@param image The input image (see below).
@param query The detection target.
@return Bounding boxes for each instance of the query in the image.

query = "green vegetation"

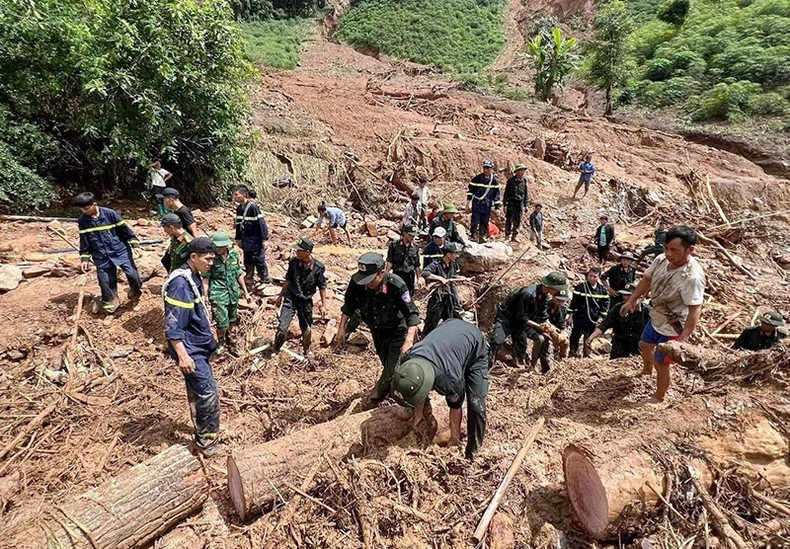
[337,0,506,73]
[524,28,580,102]
[0,0,252,211]
[622,0,790,122]
[240,19,312,69]
[230,0,321,21]
[583,0,634,114]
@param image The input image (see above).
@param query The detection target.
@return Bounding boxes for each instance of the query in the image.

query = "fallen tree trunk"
[3,445,207,549]
[227,405,424,520]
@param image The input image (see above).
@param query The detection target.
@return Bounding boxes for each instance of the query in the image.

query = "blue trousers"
[242,246,270,283]
[96,257,142,313]
[470,207,491,239]
[183,355,220,449]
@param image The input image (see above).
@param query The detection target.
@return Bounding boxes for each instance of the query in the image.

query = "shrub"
[657,0,690,26]
[690,80,762,121]
[750,92,790,115]
[240,19,311,69]
[640,76,699,107]
[0,142,54,212]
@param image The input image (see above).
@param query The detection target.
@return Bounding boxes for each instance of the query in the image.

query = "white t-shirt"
[149,167,170,188]
[415,185,431,208]
[645,254,706,336]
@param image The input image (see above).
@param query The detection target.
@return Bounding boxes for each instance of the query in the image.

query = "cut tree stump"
[563,445,609,539]
[3,445,207,549]
[227,405,423,520]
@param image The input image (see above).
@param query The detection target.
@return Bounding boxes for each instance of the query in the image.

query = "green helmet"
[760,311,785,327]
[391,358,435,408]
[540,271,568,291]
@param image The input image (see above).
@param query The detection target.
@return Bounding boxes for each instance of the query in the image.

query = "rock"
[110,345,135,358]
[301,215,318,229]
[135,254,163,281]
[365,222,379,237]
[544,254,563,270]
[0,243,13,253]
[22,266,50,279]
[321,319,338,346]
[23,252,47,262]
[47,220,62,231]
[489,513,515,549]
[136,218,151,227]
[0,265,24,292]
[533,137,546,159]
[334,379,361,401]
[6,349,26,361]
[260,285,281,297]
[386,230,400,241]
[532,523,563,549]
[348,331,370,347]
[459,242,513,274]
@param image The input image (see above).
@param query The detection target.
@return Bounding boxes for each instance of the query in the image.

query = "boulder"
[301,215,318,229]
[23,252,48,262]
[22,266,50,279]
[135,254,163,281]
[0,265,24,292]
[459,242,513,274]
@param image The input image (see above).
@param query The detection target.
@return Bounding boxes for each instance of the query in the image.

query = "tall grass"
[239,18,313,69]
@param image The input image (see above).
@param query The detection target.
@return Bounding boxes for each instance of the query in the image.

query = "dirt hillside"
[1,16,790,549]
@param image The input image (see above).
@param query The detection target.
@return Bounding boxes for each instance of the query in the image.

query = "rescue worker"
[533,287,571,372]
[274,237,327,356]
[163,237,221,456]
[429,203,465,245]
[386,225,421,297]
[504,164,529,242]
[161,213,193,273]
[423,226,447,269]
[75,192,142,315]
[202,232,250,357]
[601,251,636,306]
[637,218,668,266]
[336,253,420,403]
[414,176,431,231]
[315,202,352,246]
[403,191,422,228]
[391,319,489,460]
[593,215,615,264]
[467,159,501,243]
[233,185,271,286]
[162,188,198,236]
[569,267,609,357]
[587,283,651,359]
[733,311,786,351]
[489,271,568,368]
[422,243,463,335]
[529,203,544,249]
[573,152,596,198]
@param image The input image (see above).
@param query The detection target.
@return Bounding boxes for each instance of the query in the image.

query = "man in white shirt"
[415,176,431,231]
[403,191,422,227]
[148,160,172,217]
[621,226,706,404]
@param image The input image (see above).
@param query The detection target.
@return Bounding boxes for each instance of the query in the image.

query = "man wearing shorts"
[621,226,706,404]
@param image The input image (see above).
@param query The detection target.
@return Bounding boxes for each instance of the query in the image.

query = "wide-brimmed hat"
[293,237,314,252]
[443,243,460,254]
[620,252,636,261]
[352,252,385,285]
[540,271,568,291]
[619,282,638,295]
[443,203,459,214]
[482,159,494,168]
[391,357,435,408]
[514,163,528,171]
[210,232,233,248]
[761,311,785,327]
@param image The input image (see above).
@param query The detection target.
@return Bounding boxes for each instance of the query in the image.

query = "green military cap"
[540,271,568,291]
[619,282,638,295]
[620,251,636,260]
[211,232,233,248]
[443,243,460,254]
[293,237,314,252]
[161,213,182,227]
[443,203,459,214]
[760,311,785,327]
[391,357,435,408]
[514,163,528,171]
[554,287,572,301]
[352,252,385,285]
[403,225,418,236]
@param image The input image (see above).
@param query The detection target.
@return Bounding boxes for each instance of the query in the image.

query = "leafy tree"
[524,28,580,102]
[584,0,634,114]
[657,0,690,26]
[0,0,252,210]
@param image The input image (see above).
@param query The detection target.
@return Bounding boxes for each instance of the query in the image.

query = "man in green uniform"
[336,253,420,403]
[391,319,489,460]
[733,311,786,351]
[202,232,250,357]
[587,283,651,359]
[161,213,193,273]
[386,225,421,297]
[637,218,668,266]
[429,203,466,246]
[422,243,463,335]
[274,237,327,355]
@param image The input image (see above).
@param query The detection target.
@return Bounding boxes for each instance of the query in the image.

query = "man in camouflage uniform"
[202,232,250,357]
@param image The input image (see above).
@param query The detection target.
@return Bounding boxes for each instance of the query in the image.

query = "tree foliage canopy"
[524,27,579,102]
[0,0,252,211]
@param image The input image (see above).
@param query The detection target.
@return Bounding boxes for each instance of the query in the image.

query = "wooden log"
[698,233,756,280]
[4,445,207,549]
[472,418,545,545]
[0,214,79,223]
[0,400,58,462]
[227,405,422,520]
[689,469,749,549]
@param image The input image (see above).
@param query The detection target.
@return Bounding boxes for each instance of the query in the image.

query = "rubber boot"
[273,330,286,353]
[215,330,226,355]
[511,230,518,243]
[301,327,312,356]
[226,325,240,358]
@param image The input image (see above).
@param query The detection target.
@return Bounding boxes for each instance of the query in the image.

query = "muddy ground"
[2,10,790,549]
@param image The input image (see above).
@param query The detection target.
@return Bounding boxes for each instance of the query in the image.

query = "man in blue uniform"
[391,319,489,460]
[163,237,221,456]
[467,159,501,243]
[75,192,142,314]
[422,226,447,269]
[336,253,420,403]
[233,185,271,287]
[569,267,610,357]
[421,243,463,335]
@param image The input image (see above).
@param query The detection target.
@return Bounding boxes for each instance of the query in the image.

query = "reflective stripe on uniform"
[424,254,443,259]
[79,220,127,234]
[164,295,199,309]
[573,291,609,299]
[468,182,500,188]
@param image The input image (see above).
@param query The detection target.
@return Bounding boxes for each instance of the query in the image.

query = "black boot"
[273,330,286,353]
[301,327,312,355]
